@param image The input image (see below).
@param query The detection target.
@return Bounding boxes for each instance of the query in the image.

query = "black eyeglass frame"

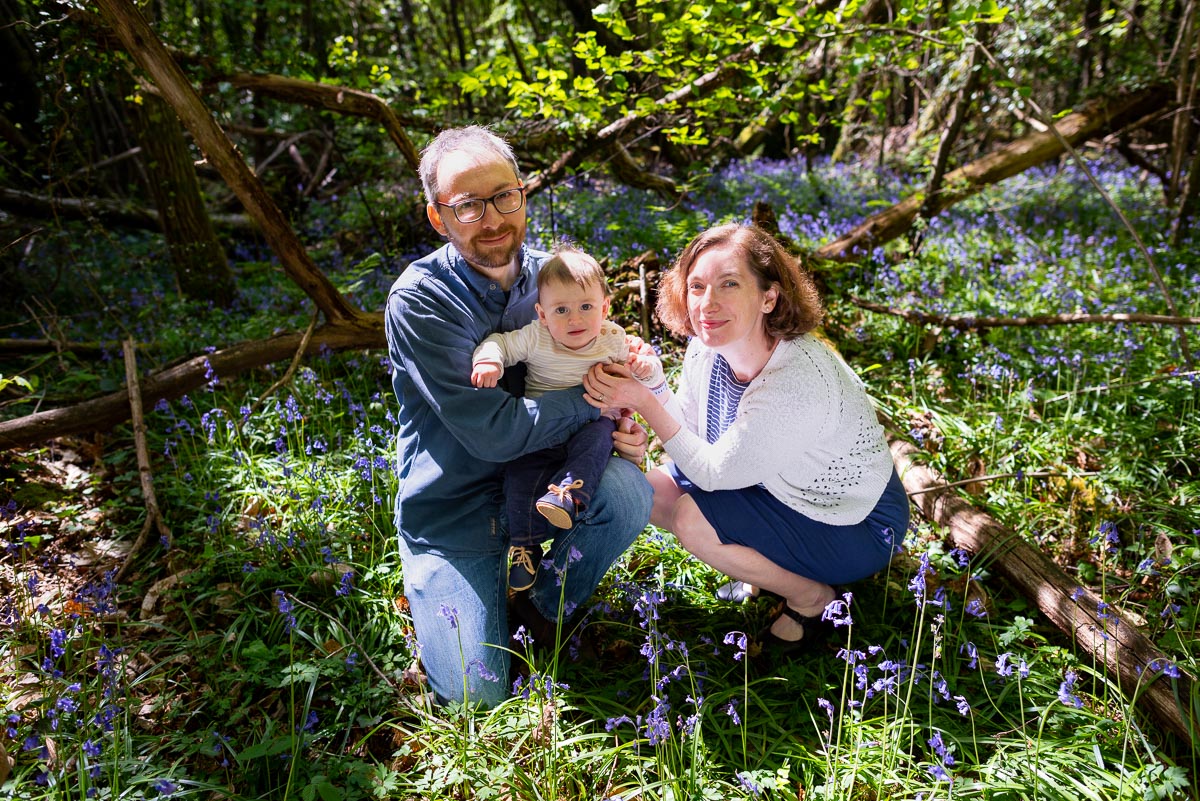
[435,186,526,224]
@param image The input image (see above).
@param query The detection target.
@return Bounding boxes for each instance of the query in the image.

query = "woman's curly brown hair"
[656,223,824,341]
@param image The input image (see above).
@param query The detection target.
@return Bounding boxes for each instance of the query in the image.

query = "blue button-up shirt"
[385,243,601,556]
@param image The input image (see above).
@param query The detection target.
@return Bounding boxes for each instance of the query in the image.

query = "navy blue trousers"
[505,416,617,548]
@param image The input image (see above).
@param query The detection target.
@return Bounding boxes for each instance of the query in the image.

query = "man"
[384,126,653,706]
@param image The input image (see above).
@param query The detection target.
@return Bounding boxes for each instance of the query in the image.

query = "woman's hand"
[584,362,649,414]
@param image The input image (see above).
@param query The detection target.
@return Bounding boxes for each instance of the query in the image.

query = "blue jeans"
[396,456,651,707]
[505,417,618,548]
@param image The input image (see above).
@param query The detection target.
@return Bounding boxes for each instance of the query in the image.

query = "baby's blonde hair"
[537,244,610,296]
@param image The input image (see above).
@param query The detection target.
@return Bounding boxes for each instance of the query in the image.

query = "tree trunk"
[890,437,1196,748]
[816,83,1174,261]
[127,90,237,307]
[92,0,363,325]
[918,25,990,223]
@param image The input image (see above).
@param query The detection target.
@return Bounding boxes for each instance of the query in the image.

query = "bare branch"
[116,339,172,582]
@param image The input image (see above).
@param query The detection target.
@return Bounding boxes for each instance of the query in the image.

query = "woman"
[585,223,909,653]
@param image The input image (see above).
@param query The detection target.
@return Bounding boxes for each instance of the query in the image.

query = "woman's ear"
[762,283,780,313]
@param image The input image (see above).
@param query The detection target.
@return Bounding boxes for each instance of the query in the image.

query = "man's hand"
[471,363,502,388]
[612,416,649,466]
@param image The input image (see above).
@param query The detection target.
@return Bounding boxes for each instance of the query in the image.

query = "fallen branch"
[0,316,384,451]
[852,297,1200,329]
[889,436,1196,747]
[0,187,253,231]
[116,339,172,581]
[816,83,1173,261]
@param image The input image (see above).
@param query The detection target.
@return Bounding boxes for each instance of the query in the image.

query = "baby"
[472,245,666,590]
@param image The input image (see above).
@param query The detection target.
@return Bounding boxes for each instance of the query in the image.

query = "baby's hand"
[471,363,502,388]
[629,353,654,380]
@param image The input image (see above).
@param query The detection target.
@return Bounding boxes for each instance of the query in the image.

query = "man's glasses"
[436,187,526,224]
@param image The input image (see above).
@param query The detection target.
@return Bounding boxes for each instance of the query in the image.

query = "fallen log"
[889,437,1196,748]
[0,187,253,231]
[0,317,384,451]
[816,83,1173,262]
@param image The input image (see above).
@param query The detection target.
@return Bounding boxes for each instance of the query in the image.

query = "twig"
[284,592,402,696]
[243,311,320,421]
[851,297,1200,329]
[117,338,173,581]
[905,470,1100,497]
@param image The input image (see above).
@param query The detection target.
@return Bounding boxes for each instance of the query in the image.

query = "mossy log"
[890,437,1197,748]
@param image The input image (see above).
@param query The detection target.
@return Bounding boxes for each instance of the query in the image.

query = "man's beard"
[456,225,523,273]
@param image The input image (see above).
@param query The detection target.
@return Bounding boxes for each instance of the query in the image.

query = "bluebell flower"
[736,772,761,796]
[605,714,634,732]
[908,553,932,606]
[438,604,459,630]
[823,590,854,627]
[467,659,500,683]
[274,590,296,632]
[644,698,672,745]
[817,697,834,722]
[722,631,747,661]
[926,763,952,782]
[1058,669,1084,708]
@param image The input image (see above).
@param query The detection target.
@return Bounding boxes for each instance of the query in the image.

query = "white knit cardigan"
[659,334,895,525]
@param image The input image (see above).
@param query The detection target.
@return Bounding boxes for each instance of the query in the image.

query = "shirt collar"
[448,244,532,298]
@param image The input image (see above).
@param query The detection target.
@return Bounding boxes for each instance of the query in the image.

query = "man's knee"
[597,458,653,529]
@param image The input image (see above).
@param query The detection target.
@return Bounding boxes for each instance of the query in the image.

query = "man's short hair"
[418,126,522,205]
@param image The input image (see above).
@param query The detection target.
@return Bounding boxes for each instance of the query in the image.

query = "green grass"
[1,154,1197,799]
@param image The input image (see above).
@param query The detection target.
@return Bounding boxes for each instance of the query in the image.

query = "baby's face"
[536,280,610,351]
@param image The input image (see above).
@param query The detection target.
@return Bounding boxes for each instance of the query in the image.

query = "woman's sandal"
[757,602,834,656]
